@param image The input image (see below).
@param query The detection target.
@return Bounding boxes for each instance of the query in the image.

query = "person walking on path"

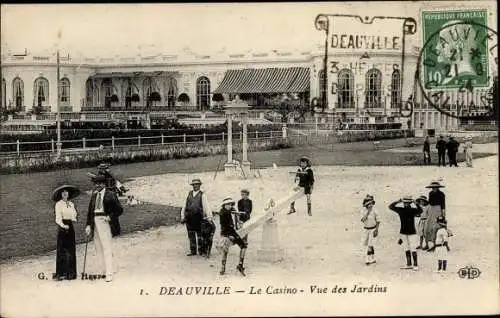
[180,178,212,257]
[446,136,460,167]
[463,135,473,167]
[216,198,248,276]
[423,136,431,165]
[424,181,446,250]
[415,195,430,250]
[436,136,447,167]
[85,175,123,282]
[388,196,422,270]
[53,185,80,280]
[288,156,315,216]
[360,195,380,265]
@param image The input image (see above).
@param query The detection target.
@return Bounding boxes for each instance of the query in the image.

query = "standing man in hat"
[425,181,446,250]
[463,135,473,167]
[180,178,212,256]
[96,163,128,196]
[436,136,447,167]
[388,196,423,270]
[446,136,460,167]
[85,175,123,282]
[288,156,315,216]
[360,195,380,265]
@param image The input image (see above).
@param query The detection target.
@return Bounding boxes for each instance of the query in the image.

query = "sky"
[1,1,497,58]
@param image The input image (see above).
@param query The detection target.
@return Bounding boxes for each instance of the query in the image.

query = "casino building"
[1,16,495,132]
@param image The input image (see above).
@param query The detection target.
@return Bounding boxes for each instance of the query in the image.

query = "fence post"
[203,132,206,144]
[82,137,86,149]
[51,139,55,153]
[270,130,273,138]
[255,130,259,140]
[240,131,242,140]
[183,133,186,144]
[222,132,224,142]
[138,135,141,146]
[16,140,20,155]
[112,136,115,150]
[161,134,164,145]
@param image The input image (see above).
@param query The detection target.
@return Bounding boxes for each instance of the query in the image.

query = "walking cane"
[82,233,90,278]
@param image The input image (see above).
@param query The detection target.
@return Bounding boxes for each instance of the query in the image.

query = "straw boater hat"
[466,135,472,140]
[190,178,202,185]
[222,197,235,206]
[52,184,80,202]
[426,181,445,188]
[416,195,428,204]
[362,194,375,207]
[98,163,110,170]
[241,189,250,195]
[402,195,413,203]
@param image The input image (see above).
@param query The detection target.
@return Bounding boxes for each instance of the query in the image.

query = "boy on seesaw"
[288,156,315,216]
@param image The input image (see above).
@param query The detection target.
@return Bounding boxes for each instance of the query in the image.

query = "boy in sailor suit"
[288,156,315,216]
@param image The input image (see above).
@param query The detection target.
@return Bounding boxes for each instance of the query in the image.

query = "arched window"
[102,78,116,108]
[143,78,160,107]
[337,69,354,108]
[34,77,49,108]
[196,76,211,110]
[86,79,94,107]
[1,78,6,108]
[13,77,24,108]
[318,69,326,106]
[60,77,71,104]
[365,68,382,108]
[123,80,139,108]
[166,77,177,108]
[391,70,401,108]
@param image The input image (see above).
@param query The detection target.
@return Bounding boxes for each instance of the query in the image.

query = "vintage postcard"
[0,1,498,317]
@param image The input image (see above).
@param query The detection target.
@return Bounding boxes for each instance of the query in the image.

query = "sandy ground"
[1,144,498,317]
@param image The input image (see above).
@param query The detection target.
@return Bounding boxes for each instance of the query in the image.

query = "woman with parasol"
[52,184,80,280]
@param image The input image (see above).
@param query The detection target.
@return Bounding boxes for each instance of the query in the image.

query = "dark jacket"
[446,139,460,154]
[86,188,123,237]
[423,140,430,152]
[297,167,315,188]
[237,198,252,223]
[428,190,446,209]
[436,139,447,153]
[388,201,422,235]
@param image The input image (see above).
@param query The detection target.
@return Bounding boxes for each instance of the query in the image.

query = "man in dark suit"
[85,175,123,282]
[436,136,447,167]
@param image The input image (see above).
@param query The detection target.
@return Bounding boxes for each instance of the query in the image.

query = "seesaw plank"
[237,189,305,237]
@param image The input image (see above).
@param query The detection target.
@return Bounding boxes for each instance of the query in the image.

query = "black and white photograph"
[0,1,498,317]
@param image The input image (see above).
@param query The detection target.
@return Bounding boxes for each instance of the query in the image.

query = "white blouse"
[55,200,77,228]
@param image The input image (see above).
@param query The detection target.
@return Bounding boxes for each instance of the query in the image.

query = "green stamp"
[422,9,490,90]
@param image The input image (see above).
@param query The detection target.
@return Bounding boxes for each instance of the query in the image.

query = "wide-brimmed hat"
[402,195,413,203]
[416,195,428,204]
[426,181,445,188]
[91,174,107,184]
[241,189,250,195]
[190,178,202,185]
[98,163,110,170]
[222,197,235,206]
[362,194,375,207]
[436,216,447,225]
[52,184,80,202]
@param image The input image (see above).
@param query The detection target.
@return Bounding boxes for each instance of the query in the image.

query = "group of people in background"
[361,180,451,273]
[52,163,124,282]
[424,135,473,167]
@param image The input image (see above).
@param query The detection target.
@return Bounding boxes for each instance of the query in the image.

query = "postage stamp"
[421,9,491,90]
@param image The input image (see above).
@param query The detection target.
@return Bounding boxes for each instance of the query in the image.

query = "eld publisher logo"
[457,266,481,279]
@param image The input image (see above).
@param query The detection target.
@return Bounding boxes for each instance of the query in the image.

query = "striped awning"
[213,67,310,94]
